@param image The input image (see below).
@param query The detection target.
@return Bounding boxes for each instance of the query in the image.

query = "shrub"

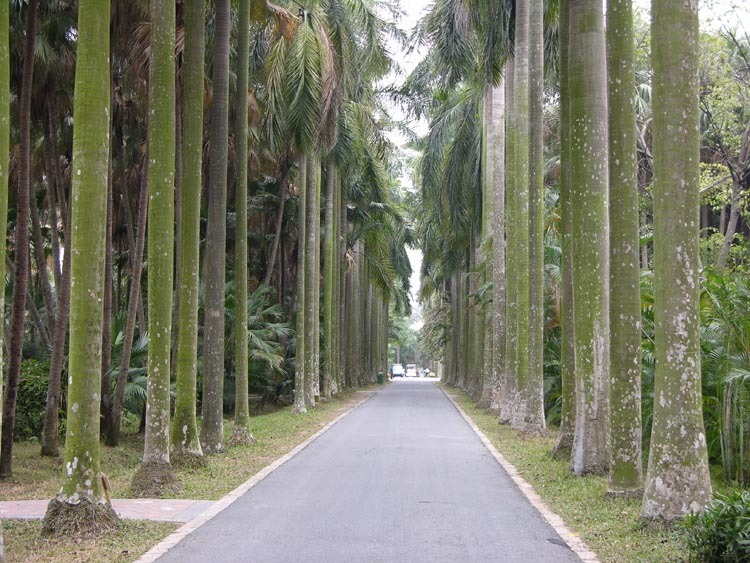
[683,490,750,562]
[14,359,67,441]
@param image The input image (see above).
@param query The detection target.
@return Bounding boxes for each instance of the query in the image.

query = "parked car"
[392,363,405,377]
[405,364,417,377]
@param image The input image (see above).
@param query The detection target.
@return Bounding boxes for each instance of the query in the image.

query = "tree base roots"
[227,428,255,448]
[171,452,208,469]
[41,498,119,537]
[130,462,182,498]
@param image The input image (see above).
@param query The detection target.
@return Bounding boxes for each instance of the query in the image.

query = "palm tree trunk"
[140,0,176,474]
[201,0,231,453]
[490,78,506,414]
[42,0,118,530]
[170,0,205,459]
[0,0,39,478]
[499,58,515,424]
[607,0,643,495]
[0,0,10,505]
[322,159,336,400]
[292,155,308,414]
[304,156,317,407]
[554,0,576,458]
[29,188,56,338]
[231,0,252,444]
[107,155,149,447]
[100,132,114,438]
[642,0,713,521]
[40,221,71,457]
[526,0,546,435]
[569,0,611,476]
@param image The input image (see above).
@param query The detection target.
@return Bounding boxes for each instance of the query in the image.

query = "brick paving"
[0,499,214,523]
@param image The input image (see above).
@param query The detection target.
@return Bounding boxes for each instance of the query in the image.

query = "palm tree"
[133,0,177,495]
[170,0,205,461]
[607,0,643,495]
[231,0,253,445]
[641,0,712,521]
[569,0,610,476]
[0,0,9,551]
[554,0,575,459]
[526,0,547,435]
[509,0,532,432]
[202,0,231,454]
[41,0,119,534]
[0,0,38,479]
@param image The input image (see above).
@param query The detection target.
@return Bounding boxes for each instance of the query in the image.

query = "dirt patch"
[130,462,183,498]
[41,498,120,537]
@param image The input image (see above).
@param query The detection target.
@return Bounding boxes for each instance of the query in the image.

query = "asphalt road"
[156,380,580,563]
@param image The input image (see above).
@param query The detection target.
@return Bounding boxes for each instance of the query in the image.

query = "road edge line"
[439,387,600,563]
[134,391,377,563]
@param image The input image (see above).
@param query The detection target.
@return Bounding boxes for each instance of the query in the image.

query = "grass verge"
[444,385,686,563]
[1,388,374,562]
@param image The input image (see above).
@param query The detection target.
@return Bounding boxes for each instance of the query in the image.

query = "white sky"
[385,0,749,324]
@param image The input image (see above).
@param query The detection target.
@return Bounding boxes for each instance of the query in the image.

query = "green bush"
[14,359,66,441]
[683,490,750,562]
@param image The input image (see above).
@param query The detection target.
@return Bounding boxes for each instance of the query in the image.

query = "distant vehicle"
[405,364,417,377]
[392,363,405,377]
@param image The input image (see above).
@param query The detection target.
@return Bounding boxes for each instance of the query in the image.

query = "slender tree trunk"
[107,156,149,447]
[499,57,515,425]
[140,0,176,475]
[292,155,308,414]
[554,0,576,458]
[42,0,119,531]
[0,0,38,478]
[312,161,321,398]
[304,157,317,407]
[642,0,713,521]
[29,187,56,338]
[607,0,643,495]
[526,0,547,435]
[100,131,114,438]
[231,0,252,444]
[569,0,611,476]
[263,181,287,288]
[490,79,506,414]
[716,178,741,271]
[322,159,336,400]
[122,178,148,338]
[43,122,62,290]
[0,0,10,538]
[509,0,532,431]
[170,0,205,460]
[201,0,231,453]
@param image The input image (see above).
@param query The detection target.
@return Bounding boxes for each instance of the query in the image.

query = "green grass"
[3,519,178,563]
[444,386,687,563]
[0,389,374,562]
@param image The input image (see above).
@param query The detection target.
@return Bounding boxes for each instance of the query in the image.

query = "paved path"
[153,381,581,563]
[0,498,213,523]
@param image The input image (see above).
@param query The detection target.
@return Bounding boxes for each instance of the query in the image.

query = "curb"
[440,387,600,563]
[135,391,377,563]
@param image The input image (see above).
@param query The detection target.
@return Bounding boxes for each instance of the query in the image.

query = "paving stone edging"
[440,387,600,563]
[134,391,377,563]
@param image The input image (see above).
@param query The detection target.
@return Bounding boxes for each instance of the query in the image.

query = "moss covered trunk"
[607,0,642,494]
[170,0,205,459]
[555,0,576,459]
[232,0,252,444]
[642,0,712,521]
[49,0,114,509]
[569,0,611,476]
[201,0,231,453]
[142,0,176,469]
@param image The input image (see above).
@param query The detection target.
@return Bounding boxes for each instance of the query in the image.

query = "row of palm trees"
[414,0,715,523]
[0,0,412,534]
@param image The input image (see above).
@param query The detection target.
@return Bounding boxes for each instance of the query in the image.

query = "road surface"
[155,380,580,562]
